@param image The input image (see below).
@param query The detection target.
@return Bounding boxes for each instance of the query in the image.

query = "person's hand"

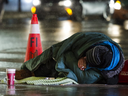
[78,57,87,71]
[15,69,34,80]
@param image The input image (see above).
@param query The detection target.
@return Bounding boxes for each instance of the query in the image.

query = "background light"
[64,1,72,7]
[31,6,36,14]
[65,8,72,15]
[59,0,72,7]
[114,0,121,10]
[33,0,41,6]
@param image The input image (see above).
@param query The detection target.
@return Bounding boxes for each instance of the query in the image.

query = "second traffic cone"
[24,14,43,62]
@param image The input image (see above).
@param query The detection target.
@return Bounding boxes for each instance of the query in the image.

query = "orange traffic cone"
[24,14,43,62]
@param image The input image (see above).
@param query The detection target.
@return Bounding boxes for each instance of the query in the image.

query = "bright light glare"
[59,0,72,7]
[62,21,72,32]
[108,24,121,43]
[60,21,72,40]
[33,0,41,6]
[124,20,128,30]
[114,1,121,10]
[23,0,32,3]
[65,8,73,15]
[109,0,115,14]
[109,0,114,8]
[31,6,36,14]
[112,38,120,43]
[64,1,72,7]
[108,24,120,37]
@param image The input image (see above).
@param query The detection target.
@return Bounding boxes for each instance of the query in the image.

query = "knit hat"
[86,45,113,68]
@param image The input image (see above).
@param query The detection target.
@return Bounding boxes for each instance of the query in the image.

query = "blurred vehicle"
[112,0,128,23]
[79,0,115,22]
[32,0,82,21]
[32,0,115,21]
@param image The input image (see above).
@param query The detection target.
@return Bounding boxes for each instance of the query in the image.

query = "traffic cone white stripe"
[30,24,40,34]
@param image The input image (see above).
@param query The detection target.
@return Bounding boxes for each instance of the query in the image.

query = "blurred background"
[1,0,128,24]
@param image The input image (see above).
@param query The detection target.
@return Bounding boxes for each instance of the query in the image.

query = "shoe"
[15,69,34,80]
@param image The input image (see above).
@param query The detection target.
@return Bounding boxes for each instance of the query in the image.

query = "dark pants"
[34,58,58,78]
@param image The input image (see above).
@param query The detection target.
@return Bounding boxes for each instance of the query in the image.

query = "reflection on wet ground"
[0,12,128,95]
[1,84,128,96]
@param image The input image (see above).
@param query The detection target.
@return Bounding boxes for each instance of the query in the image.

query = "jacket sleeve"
[56,51,104,84]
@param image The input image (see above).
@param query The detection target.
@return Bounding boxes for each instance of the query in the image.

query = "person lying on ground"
[15,32,125,85]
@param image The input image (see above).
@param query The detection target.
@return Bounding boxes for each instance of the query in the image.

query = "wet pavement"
[0,12,128,95]
[0,84,128,96]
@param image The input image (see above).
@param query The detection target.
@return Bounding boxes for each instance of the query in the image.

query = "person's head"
[86,45,113,68]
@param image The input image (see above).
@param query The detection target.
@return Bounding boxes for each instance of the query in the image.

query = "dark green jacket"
[21,32,124,84]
